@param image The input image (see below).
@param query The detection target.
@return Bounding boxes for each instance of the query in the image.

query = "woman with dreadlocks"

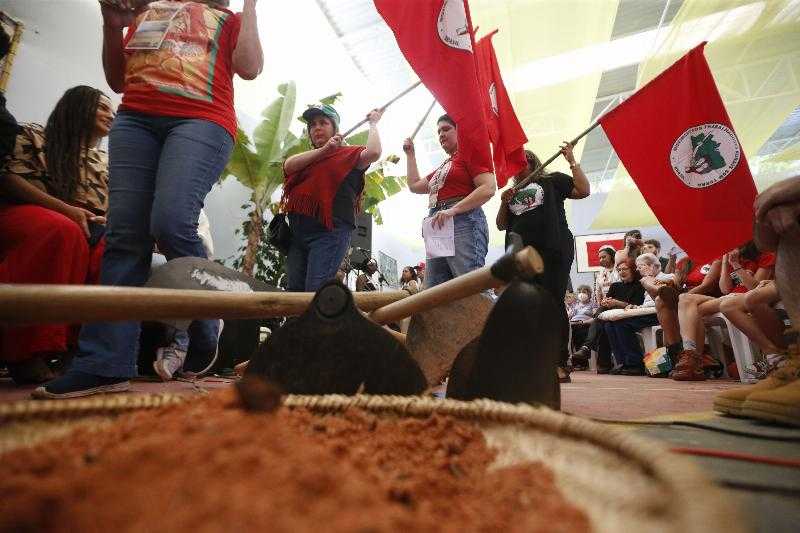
[0,85,114,384]
[34,0,263,398]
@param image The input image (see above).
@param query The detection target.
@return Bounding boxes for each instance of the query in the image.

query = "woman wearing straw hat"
[282,104,384,292]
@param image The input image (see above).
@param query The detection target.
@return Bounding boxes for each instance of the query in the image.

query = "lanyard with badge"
[125,0,184,50]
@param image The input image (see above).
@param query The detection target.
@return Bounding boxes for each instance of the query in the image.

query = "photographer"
[615,229,643,267]
[356,258,380,292]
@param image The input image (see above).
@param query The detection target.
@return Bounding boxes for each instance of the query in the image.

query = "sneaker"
[179,319,224,379]
[153,344,188,382]
[744,353,786,380]
[31,371,130,399]
[742,378,800,427]
[671,349,706,381]
[714,356,800,416]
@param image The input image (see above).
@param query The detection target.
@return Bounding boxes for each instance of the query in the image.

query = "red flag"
[475,30,527,188]
[599,43,756,265]
[374,0,493,174]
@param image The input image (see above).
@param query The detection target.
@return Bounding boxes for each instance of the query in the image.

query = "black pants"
[579,318,613,370]
[537,242,574,367]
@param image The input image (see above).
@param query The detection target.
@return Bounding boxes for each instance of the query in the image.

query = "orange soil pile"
[0,392,589,532]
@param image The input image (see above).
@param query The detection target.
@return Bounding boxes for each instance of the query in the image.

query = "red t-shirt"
[120,1,241,139]
[426,151,492,204]
[731,252,776,293]
[677,257,711,290]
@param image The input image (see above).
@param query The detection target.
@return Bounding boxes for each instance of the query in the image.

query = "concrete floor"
[1,370,797,532]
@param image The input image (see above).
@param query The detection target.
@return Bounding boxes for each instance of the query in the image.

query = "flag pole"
[513,95,622,191]
[341,80,423,138]
[410,99,437,141]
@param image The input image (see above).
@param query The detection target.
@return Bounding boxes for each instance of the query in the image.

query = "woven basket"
[0,393,745,533]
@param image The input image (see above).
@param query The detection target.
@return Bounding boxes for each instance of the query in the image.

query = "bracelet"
[569,162,580,169]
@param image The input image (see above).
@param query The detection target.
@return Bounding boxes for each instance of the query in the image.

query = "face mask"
[578,293,589,303]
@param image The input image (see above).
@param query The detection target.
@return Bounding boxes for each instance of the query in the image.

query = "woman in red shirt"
[35,0,263,399]
[402,115,496,288]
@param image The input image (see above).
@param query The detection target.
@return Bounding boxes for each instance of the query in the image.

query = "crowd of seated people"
[568,216,794,386]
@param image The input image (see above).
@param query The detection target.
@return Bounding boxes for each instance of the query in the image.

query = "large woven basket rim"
[0,392,744,533]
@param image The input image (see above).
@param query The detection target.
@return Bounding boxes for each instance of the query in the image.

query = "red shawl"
[282,146,365,229]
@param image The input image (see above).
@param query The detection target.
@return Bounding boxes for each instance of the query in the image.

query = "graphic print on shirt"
[508,182,544,216]
[125,1,229,102]
[428,159,452,208]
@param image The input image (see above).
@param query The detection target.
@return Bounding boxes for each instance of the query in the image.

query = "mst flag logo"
[669,123,741,189]
[437,0,471,51]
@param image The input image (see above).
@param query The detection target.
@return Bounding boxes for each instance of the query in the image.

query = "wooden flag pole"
[513,95,621,191]
[410,99,437,141]
[340,80,423,138]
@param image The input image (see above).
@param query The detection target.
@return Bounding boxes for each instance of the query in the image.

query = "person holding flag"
[282,104,384,292]
[496,145,590,381]
[403,114,496,288]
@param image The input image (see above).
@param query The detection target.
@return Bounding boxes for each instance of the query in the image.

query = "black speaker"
[350,212,372,251]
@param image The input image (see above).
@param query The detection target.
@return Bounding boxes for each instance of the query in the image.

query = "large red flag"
[374,0,493,174]
[475,30,527,188]
[599,43,756,264]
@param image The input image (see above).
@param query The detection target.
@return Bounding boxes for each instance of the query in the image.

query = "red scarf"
[282,146,365,229]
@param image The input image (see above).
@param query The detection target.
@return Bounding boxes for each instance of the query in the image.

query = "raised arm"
[403,138,429,194]
[232,0,263,80]
[100,4,139,93]
[496,187,513,231]
[283,135,341,176]
[561,141,590,199]
[356,109,382,170]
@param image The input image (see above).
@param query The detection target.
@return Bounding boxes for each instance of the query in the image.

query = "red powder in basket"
[0,391,589,532]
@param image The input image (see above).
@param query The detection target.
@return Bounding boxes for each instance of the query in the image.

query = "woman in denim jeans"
[35,0,263,398]
[282,104,383,292]
[403,115,496,288]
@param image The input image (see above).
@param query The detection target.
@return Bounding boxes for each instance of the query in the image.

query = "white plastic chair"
[703,312,761,383]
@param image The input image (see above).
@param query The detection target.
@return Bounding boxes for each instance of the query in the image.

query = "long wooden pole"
[340,80,423,138]
[0,246,543,326]
[0,285,408,324]
[410,99,437,141]
[513,96,621,191]
[369,246,543,325]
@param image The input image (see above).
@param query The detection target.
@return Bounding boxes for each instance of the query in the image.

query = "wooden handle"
[0,284,408,324]
[340,80,422,138]
[410,99,437,141]
[368,246,543,325]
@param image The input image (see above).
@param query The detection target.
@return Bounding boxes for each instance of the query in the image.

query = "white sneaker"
[153,344,188,381]
[178,320,224,379]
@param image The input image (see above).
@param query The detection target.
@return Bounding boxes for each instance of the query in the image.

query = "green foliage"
[227,204,286,287]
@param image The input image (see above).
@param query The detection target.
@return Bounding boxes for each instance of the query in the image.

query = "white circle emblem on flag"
[489,82,498,116]
[437,0,472,51]
[670,123,741,189]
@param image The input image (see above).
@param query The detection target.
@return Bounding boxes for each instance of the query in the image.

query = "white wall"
[1,0,119,127]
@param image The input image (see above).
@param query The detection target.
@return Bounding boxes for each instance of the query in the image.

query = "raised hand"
[367,108,384,125]
[322,134,342,154]
[402,137,415,156]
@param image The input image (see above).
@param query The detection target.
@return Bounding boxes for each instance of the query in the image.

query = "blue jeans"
[424,206,488,288]
[71,112,233,378]
[604,314,660,368]
[286,214,352,292]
